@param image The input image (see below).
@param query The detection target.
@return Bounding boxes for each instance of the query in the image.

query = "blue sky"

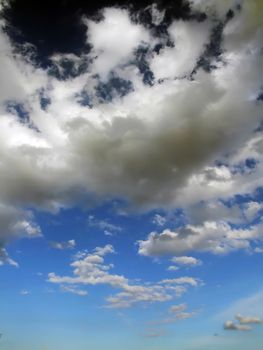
[0,0,263,349]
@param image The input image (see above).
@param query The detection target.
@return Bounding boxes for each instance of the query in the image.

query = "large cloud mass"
[0,0,262,261]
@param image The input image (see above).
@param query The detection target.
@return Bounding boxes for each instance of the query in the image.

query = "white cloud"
[138,221,263,256]
[224,320,251,331]
[152,214,167,227]
[150,19,211,79]
[49,239,76,250]
[170,256,202,267]
[169,303,187,314]
[235,314,263,324]
[0,247,18,267]
[60,285,88,296]
[244,201,263,221]
[151,303,197,326]
[48,245,200,308]
[84,7,150,78]
[88,215,122,236]
[0,1,262,261]
[160,277,202,287]
[223,312,263,332]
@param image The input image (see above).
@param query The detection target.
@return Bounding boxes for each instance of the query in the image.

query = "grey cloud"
[0,1,262,259]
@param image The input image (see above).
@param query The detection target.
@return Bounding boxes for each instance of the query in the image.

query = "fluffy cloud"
[48,245,200,308]
[159,277,202,287]
[224,320,251,331]
[170,256,202,267]
[150,19,211,79]
[84,7,150,79]
[235,314,263,325]
[138,221,263,256]
[0,0,262,259]
[150,303,197,326]
[224,312,262,331]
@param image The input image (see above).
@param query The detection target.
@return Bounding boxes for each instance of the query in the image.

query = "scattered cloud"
[49,239,76,250]
[224,320,251,331]
[159,277,202,287]
[152,214,167,227]
[48,245,201,308]
[138,221,263,256]
[0,247,18,267]
[88,215,122,236]
[0,0,262,261]
[20,289,31,295]
[223,314,263,332]
[235,314,263,325]
[60,285,88,296]
[150,303,197,326]
[168,256,202,270]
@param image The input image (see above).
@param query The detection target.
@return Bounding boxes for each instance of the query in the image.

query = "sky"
[0,0,263,349]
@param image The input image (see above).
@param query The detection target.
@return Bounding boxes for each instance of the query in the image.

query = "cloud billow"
[0,0,262,262]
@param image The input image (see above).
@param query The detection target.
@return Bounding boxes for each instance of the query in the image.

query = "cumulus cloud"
[150,19,211,79]
[170,256,202,268]
[224,320,251,331]
[48,245,200,308]
[235,314,263,324]
[0,0,262,258]
[159,277,202,287]
[150,303,197,326]
[224,312,263,331]
[138,221,263,256]
[84,7,150,79]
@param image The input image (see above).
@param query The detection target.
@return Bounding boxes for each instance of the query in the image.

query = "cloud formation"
[0,0,262,261]
[138,221,263,256]
[48,245,200,308]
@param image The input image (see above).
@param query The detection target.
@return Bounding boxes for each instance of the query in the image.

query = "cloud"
[150,19,211,79]
[169,256,202,269]
[138,221,263,256]
[152,214,167,227]
[0,247,18,267]
[49,239,76,250]
[224,313,263,331]
[0,0,262,259]
[84,7,150,79]
[151,303,197,326]
[60,285,88,296]
[88,215,122,236]
[20,289,31,295]
[48,245,200,308]
[224,320,251,331]
[235,314,263,324]
[169,303,187,314]
[159,277,202,287]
